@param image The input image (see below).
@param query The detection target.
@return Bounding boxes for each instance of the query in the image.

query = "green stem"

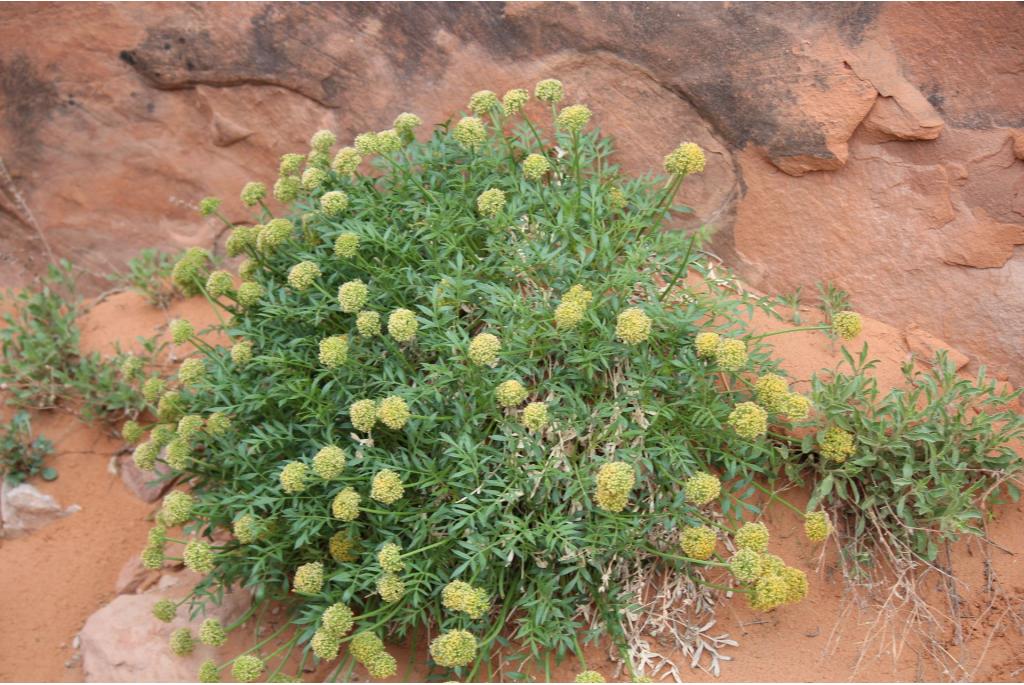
[748,324,830,341]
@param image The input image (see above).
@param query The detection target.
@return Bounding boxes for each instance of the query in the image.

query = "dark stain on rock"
[0,54,61,159]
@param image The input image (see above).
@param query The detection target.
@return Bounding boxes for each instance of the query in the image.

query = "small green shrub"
[108,248,179,308]
[0,411,55,484]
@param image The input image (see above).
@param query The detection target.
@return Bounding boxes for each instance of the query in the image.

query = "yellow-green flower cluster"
[728,548,763,583]
[157,390,184,423]
[206,412,231,435]
[240,181,266,207]
[694,332,720,359]
[728,402,768,440]
[199,618,227,647]
[754,374,789,413]
[280,153,305,175]
[521,401,549,431]
[133,440,158,470]
[495,379,528,408]
[714,338,747,371]
[679,526,717,560]
[152,598,177,623]
[226,225,259,257]
[377,396,410,430]
[684,472,721,506]
[664,142,706,176]
[197,659,219,683]
[334,232,359,258]
[535,78,564,103]
[349,399,377,433]
[170,628,193,656]
[820,426,855,463]
[430,629,478,668]
[371,469,405,504]
[231,340,253,366]
[274,175,300,203]
[453,116,486,151]
[502,88,529,115]
[477,188,506,217]
[468,332,501,366]
[169,319,193,344]
[178,358,205,386]
[165,437,191,470]
[172,247,210,296]
[374,128,402,154]
[442,580,490,619]
[377,542,404,573]
[831,311,862,341]
[394,112,422,138]
[293,561,324,595]
[607,186,627,210]
[311,629,341,661]
[332,147,362,175]
[232,655,264,683]
[727,547,808,610]
[177,414,203,440]
[301,166,328,191]
[310,129,336,153]
[287,261,321,291]
[318,335,349,368]
[468,90,500,116]
[354,132,377,156]
[313,445,346,480]
[338,279,368,313]
[143,376,166,402]
[522,153,550,180]
[350,632,397,679]
[594,461,636,513]
[233,514,259,544]
[236,281,264,308]
[322,602,355,638]
[616,307,652,344]
[332,487,361,521]
[141,544,165,570]
[575,671,606,683]
[120,355,143,380]
[387,308,418,342]
[198,197,221,217]
[122,420,143,445]
[238,258,257,281]
[555,285,592,330]
[162,491,194,526]
[556,104,592,133]
[356,310,380,337]
[735,522,770,552]
[183,539,214,573]
[279,461,308,494]
[804,510,832,543]
[376,572,405,603]
[205,269,233,298]
[320,190,349,218]
[329,531,358,562]
[784,393,811,420]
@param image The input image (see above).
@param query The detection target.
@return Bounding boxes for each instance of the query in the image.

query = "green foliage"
[108,248,179,308]
[803,346,1024,561]
[0,411,55,484]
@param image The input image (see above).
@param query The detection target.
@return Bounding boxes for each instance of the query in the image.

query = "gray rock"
[0,480,77,535]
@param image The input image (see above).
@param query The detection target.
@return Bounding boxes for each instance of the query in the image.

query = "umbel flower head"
[205,270,233,297]
[694,331,720,359]
[468,90,500,116]
[184,539,215,574]
[502,88,529,115]
[664,142,707,176]
[172,247,211,297]
[231,340,253,366]
[310,129,337,153]
[279,461,308,494]
[320,190,349,218]
[206,412,231,435]
[521,401,549,431]
[197,659,219,684]
[554,301,585,330]
[334,232,359,258]
[377,396,411,430]
[831,311,862,341]
[728,401,768,440]
[198,197,221,217]
[575,671,606,683]
[387,308,418,342]
[754,374,789,413]
[338,279,369,313]
[238,257,257,281]
[453,116,486,151]
[169,628,194,656]
[476,188,506,217]
[313,445,346,480]
[332,147,362,175]
[152,598,177,623]
[356,310,381,337]
[804,510,832,543]
[430,629,478,668]
[468,332,502,366]
[615,307,652,344]
[394,112,422,138]
[311,629,341,661]
[557,104,592,133]
[684,472,721,506]
[279,153,305,175]
[354,132,378,155]
[442,580,490,619]
[535,78,564,103]
[749,573,789,611]
[122,419,143,445]
[161,491,194,526]
[142,376,166,403]
[376,572,405,603]
[728,547,764,583]
[133,440,158,470]
[679,526,717,560]
[240,181,266,207]
[321,602,356,639]
[236,281,264,308]
[820,426,855,463]
[166,437,191,470]
[233,514,259,544]
[178,358,206,386]
[274,175,300,203]
[350,631,388,667]
[169,318,194,344]
[318,335,349,368]
[349,399,378,433]
[120,355,143,380]
[522,153,551,180]
[495,379,528,408]
[714,338,747,371]
[329,531,358,562]
[375,128,402,154]
[141,544,165,570]
[564,284,593,307]
[735,521,770,552]
[287,261,321,291]
[226,225,259,257]
[232,655,264,683]
[157,390,184,423]
[293,561,325,595]
[177,413,203,440]
[784,393,812,420]
[301,166,328,191]
[594,461,636,513]
[377,542,405,573]
[370,470,405,504]
[332,487,361,521]
[199,618,227,647]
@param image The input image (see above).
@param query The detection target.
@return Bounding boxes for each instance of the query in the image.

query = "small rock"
[904,324,970,370]
[117,453,174,503]
[0,480,77,535]
[72,635,81,649]
[115,556,160,595]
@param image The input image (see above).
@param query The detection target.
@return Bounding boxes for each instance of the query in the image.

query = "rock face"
[1,3,1022,380]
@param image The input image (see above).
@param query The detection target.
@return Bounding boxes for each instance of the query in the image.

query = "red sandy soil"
[0,289,1021,682]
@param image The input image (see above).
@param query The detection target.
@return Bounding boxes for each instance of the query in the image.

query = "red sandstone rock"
[903,324,970,371]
